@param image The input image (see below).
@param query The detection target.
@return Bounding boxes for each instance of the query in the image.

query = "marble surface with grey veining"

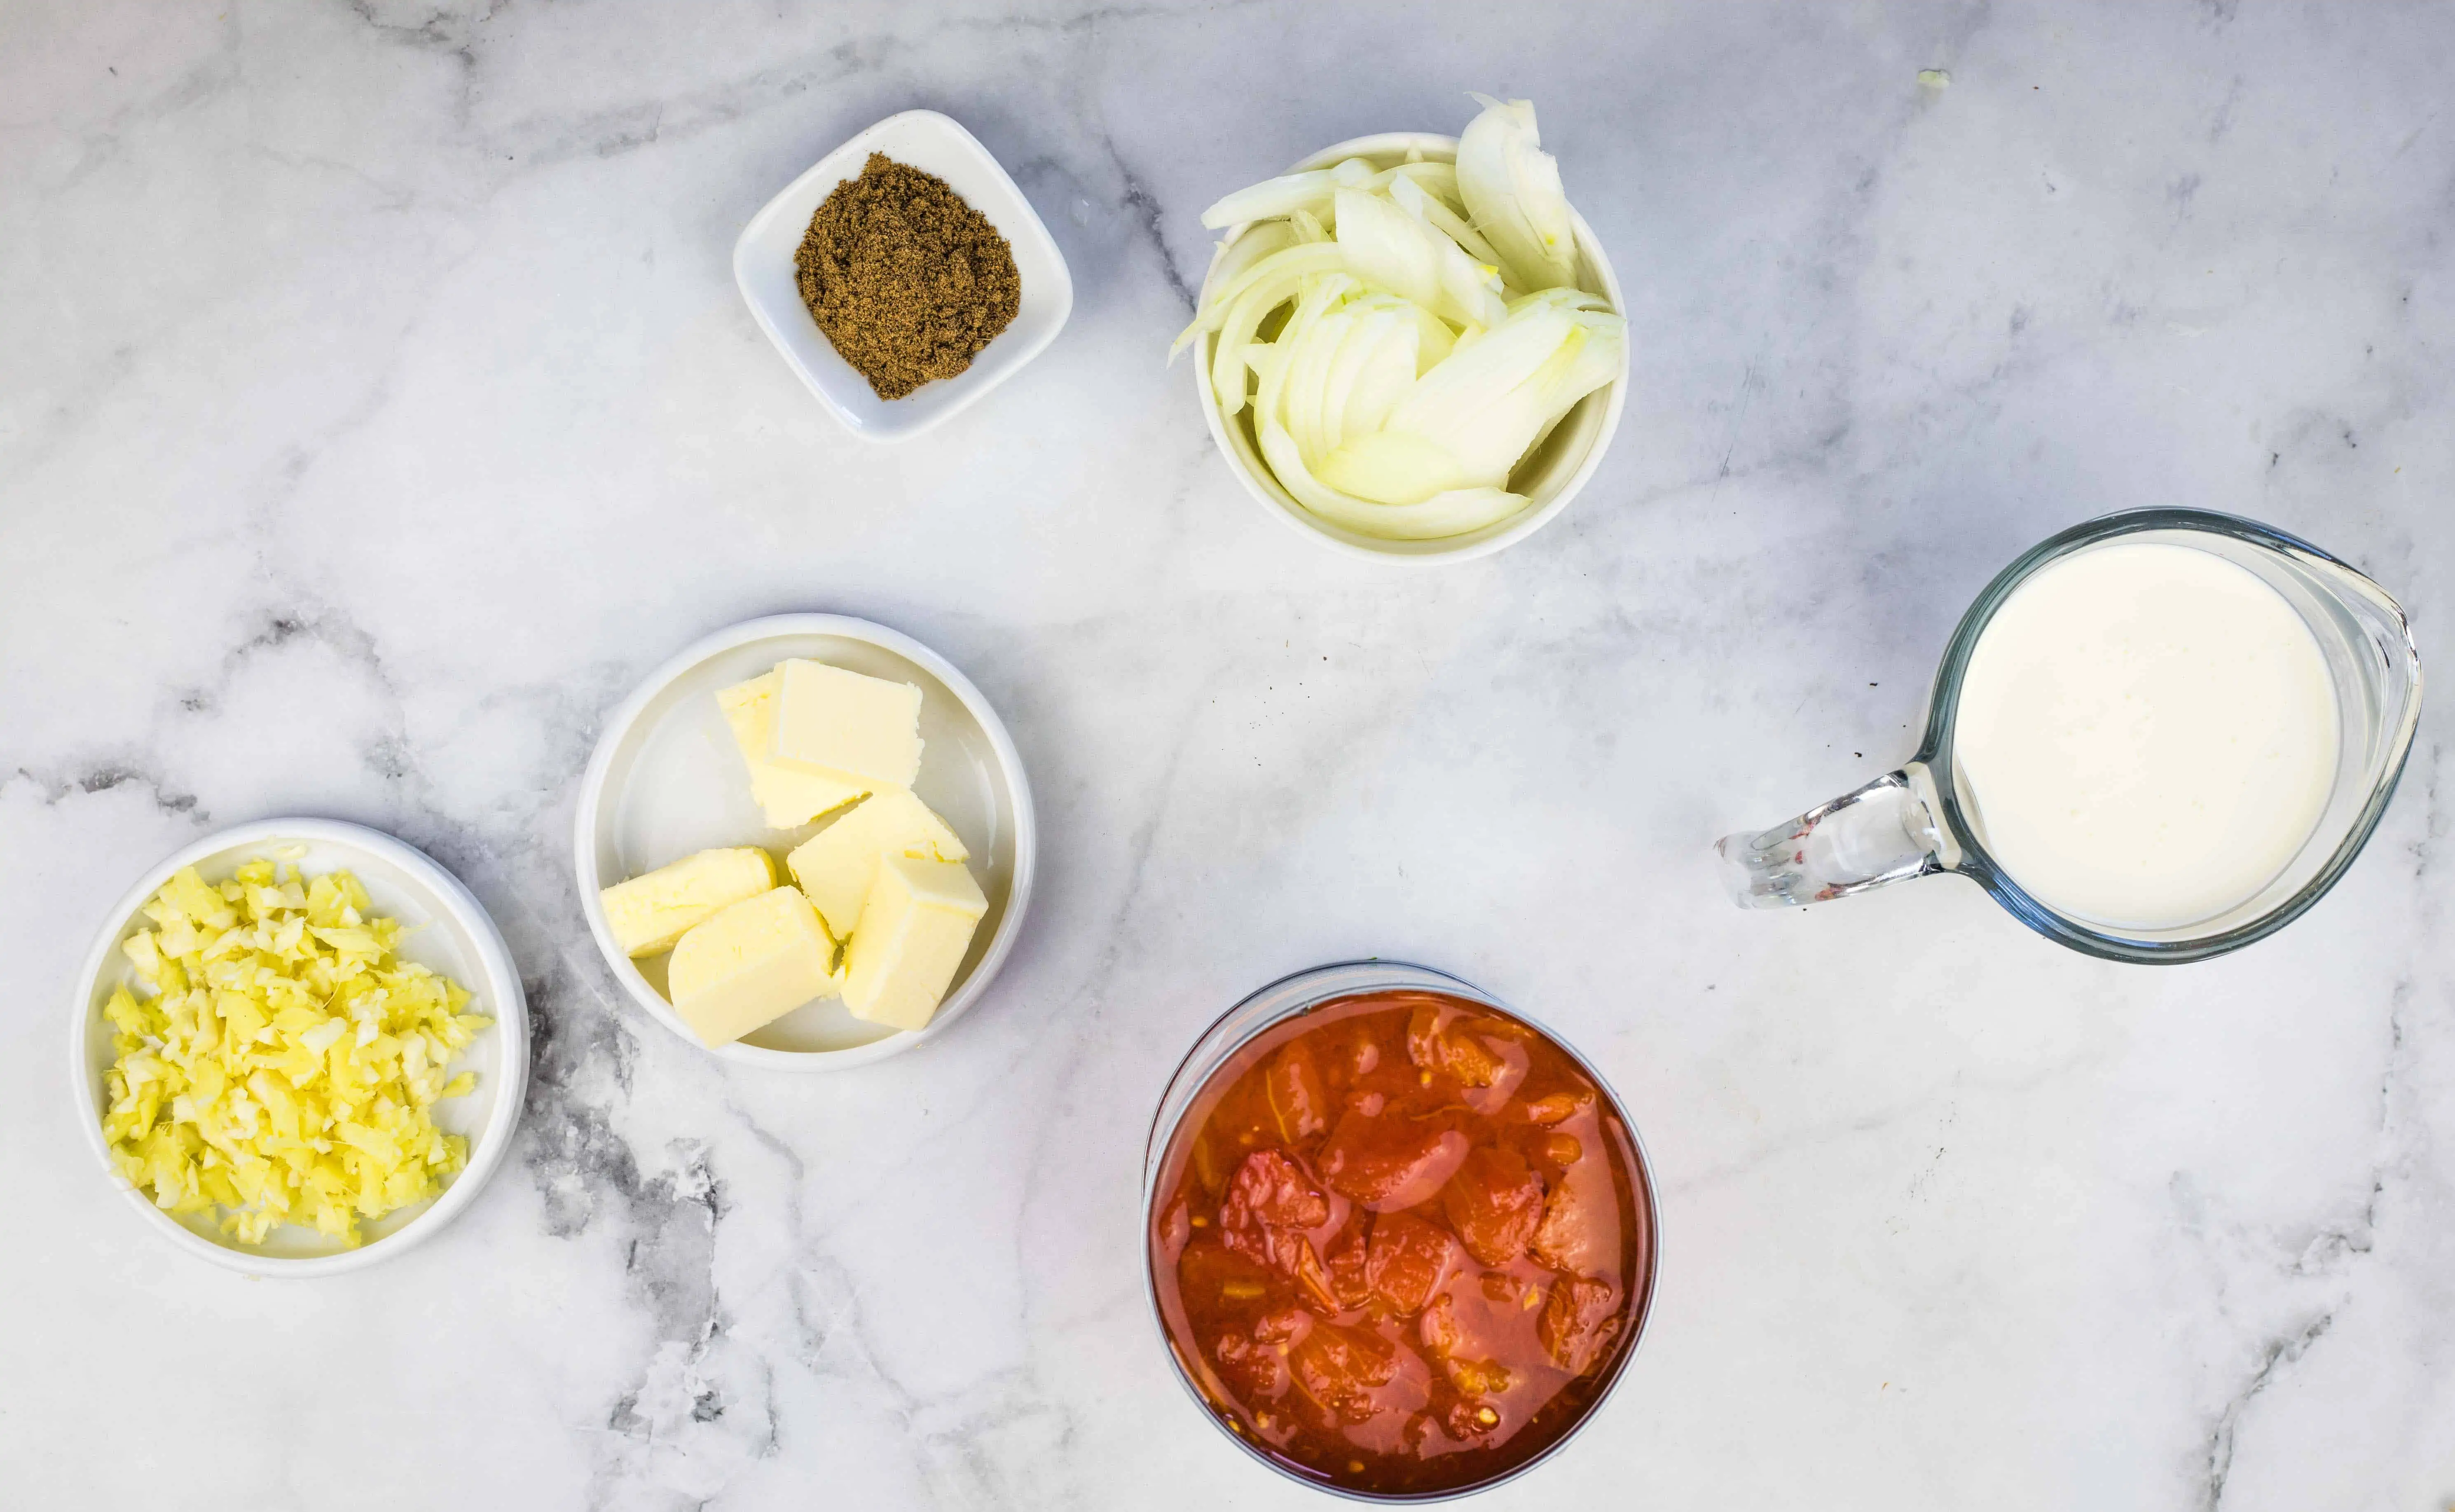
[5,2,2453,1507]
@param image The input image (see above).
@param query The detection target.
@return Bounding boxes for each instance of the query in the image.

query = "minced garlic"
[99,859,490,1247]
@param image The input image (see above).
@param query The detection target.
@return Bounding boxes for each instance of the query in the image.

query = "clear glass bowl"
[1141,961,1660,1500]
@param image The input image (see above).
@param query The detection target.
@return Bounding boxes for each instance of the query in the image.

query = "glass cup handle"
[1715,763,1957,909]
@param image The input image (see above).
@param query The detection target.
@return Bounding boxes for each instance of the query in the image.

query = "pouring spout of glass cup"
[1716,763,1962,908]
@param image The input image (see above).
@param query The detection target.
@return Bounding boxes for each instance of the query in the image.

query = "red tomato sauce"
[1149,990,1653,1496]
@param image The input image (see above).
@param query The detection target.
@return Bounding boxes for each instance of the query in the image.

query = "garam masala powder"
[795,152,1022,401]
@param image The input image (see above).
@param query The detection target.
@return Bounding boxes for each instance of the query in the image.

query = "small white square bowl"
[734,110,1072,441]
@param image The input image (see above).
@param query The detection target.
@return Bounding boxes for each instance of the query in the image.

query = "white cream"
[1952,541,2339,931]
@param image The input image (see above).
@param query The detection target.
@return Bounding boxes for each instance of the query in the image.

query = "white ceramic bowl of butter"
[575,615,1035,1072]
[1192,131,1628,565]
[68,818,530,1277]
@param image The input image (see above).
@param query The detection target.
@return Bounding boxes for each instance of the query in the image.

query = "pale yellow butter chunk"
[769,659,924,789]
[785,789,969,941]
[666,886,843,1048]
[716,670,872,829]
[599,847,776,957]
[842,854,988,1033]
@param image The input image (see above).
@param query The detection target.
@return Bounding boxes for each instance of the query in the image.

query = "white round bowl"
[69,818,531,1277]
[574,614,1035,1072]
[1192,131,1629,566]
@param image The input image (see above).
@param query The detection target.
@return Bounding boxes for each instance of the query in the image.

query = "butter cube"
[769,659,924,789]
[666,887,843,1048]
[716,670,871,830]
[785,789,969,941]
[599,847,777,957]
[842,855,988,1033]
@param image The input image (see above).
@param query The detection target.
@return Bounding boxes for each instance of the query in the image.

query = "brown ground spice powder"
[796,153,1022,401]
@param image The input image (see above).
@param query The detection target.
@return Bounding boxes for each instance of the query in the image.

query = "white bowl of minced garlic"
[69,818,529,1276]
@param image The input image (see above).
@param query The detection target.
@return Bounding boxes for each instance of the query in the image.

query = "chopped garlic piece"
[98,860,488,1248]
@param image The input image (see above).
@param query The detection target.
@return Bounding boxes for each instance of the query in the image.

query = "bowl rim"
[731,107,1075,443]
[1138,960,1662,1501]
[1190,130,1629,565]
[67,817,531,1278]
[571,612,1037,1073]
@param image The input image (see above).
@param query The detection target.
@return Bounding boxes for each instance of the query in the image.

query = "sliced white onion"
[1321,299,1418,451]
[1281,287,1358,465]
[1333,187,1505,331]
[1381,296,1621,485]
[1411,303,1457,374]
[1258,417,1529,540]
[1456,94,1578,292]
[1375,160,1463,211]
[1172,239,1346,386]
[1253,272,1350,433]
[1316,429,1475,504]
[1198,157,1375,229]
[1388,173,1511,287]
[1202,221,1296,303]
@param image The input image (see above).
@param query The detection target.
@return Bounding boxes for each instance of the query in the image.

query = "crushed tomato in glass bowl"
[1143,962,1657,1499]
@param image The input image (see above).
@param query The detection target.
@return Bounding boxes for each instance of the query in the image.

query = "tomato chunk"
[1156,1194,1191,1257]
[1441,1354,1512,1397]
[1538,1274,1622,1374]
[1214,1328,1290,1399]
[1364,1212,1457,1317]
[1440,1145,1545,1266]
[1417,1290,1464,1359]
[1319,1108,1470,1212]
[1254,1305,1310,1345]
[1326,1223,1372,1312]
[1290,1320,1400,1424]
[1406,1004,1524,1092]
[1528,1167,1617,1276]
[1405,1004,1449,1075]
[1416,1292,1513,1398]
[1219,1148,1332,1274]
[1524,1090,1588,1126]
[1441,1395,1500,1440]
[1265,1040,1331,1142]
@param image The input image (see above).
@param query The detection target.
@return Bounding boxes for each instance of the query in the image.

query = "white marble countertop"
[6,2,2451,1507]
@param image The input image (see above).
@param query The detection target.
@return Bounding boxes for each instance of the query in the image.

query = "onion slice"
[1333,188,1505,331]
[1390,173,1511,284]
[1377,296,1622,487]
[1456,94,1578,292]
[1258,418,1529,540]
[1198,157,1375,229]
[1171,241,1348,365]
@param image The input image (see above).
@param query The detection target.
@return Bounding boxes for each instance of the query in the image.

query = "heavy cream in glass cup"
[1717,509,2422,962]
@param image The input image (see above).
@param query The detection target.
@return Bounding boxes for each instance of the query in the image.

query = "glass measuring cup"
[1715,508,2422,962]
